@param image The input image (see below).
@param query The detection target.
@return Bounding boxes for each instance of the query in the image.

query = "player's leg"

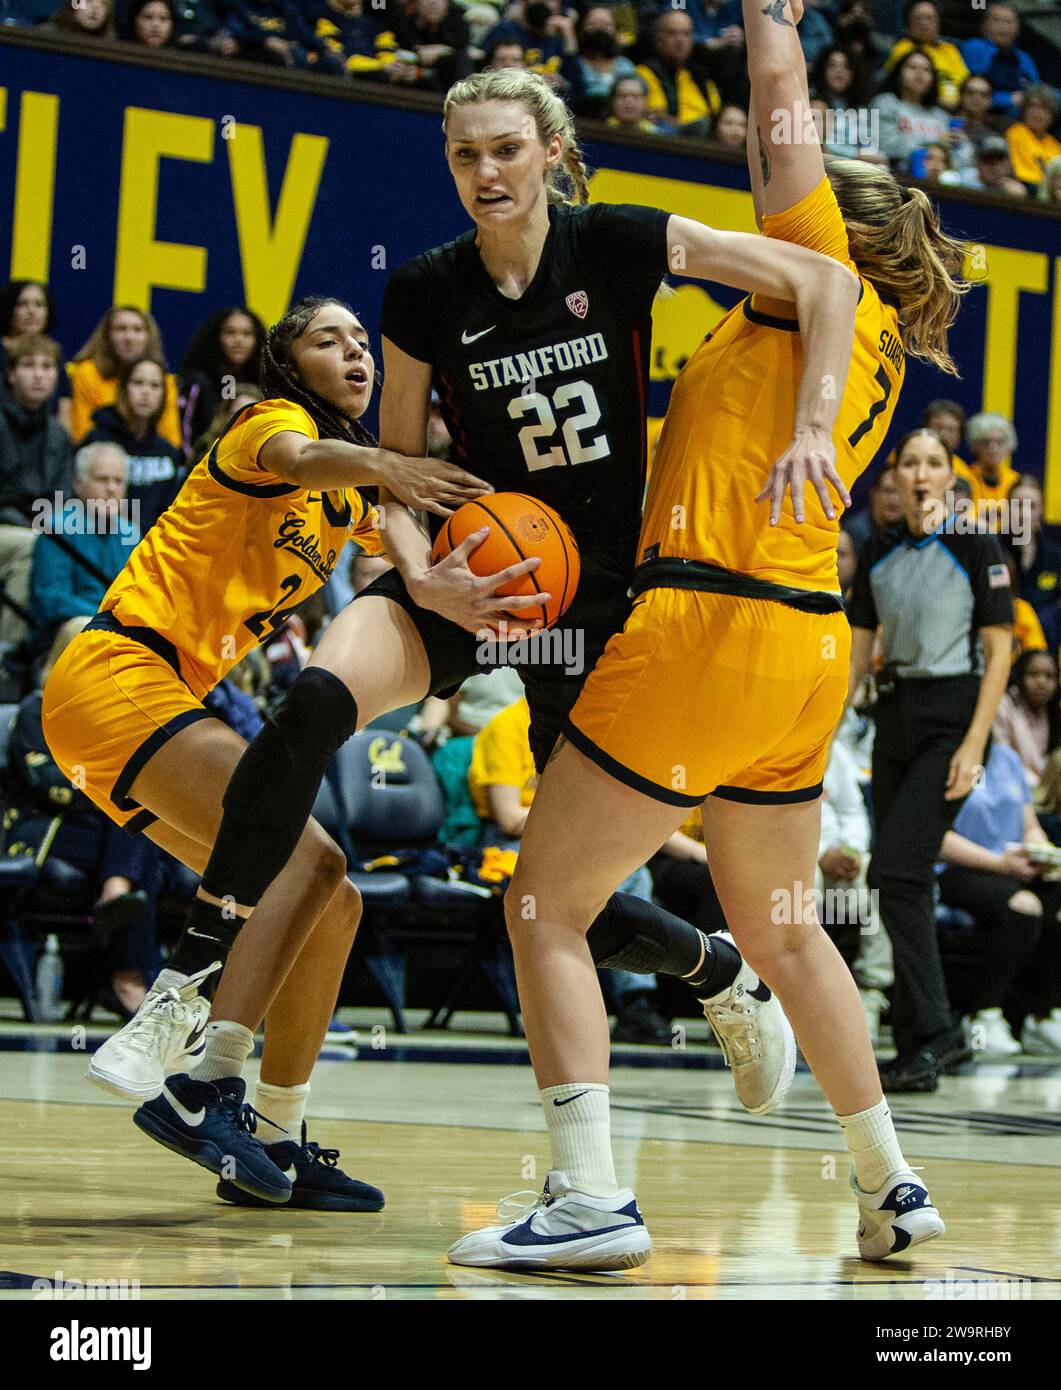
[699,793,945,1260]
[127,814,383,1210]
[179,591,434,949]
[449,738,690,1271]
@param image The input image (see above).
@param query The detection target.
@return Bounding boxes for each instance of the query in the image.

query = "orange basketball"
[430,492,580,629]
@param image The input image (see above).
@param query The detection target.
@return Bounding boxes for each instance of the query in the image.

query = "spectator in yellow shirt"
[952,412,1019,528]
[68,306,181,448]
[468,696,539,836]
[1006,86,1061,188]
[885,0,968,110]
[636,10,721,136]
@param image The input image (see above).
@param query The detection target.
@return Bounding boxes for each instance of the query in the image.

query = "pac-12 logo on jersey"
[566,290,589,319]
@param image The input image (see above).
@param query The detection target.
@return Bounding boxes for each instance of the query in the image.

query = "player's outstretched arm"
[743,0,824,220]
[668,216,857,522]
[259,338,492,516]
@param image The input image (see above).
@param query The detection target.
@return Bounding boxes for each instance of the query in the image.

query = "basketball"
[431,492,580,629]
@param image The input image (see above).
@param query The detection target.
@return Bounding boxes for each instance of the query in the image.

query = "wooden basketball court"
[1,1020,1058,1301]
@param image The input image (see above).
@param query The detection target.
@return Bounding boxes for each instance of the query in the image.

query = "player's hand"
[410,528,551,638]
[382,453,493,517]
[757,427,850,526]
[944,740,984,801]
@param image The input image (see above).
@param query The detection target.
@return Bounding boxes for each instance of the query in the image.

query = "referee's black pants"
[867,676,980,1055]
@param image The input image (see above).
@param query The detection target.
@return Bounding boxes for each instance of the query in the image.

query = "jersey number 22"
[508,380,610,471]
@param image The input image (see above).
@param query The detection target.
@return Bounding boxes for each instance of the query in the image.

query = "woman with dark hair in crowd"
[1006,475,1061,619]
[957,73,996,155]
[42,295,483,1209]
[79,356,186,532]
[871,48,955,172]
[808,45,885,163]
[124,0,177,47]
[0,280,69,422]
[178,306,266,456]
[848,430,1014,1092]
[994,648,1060,784]
[937,739,1061,1057]
[45,0,114,38]
[68,305,181,446]
[558,5,638,118]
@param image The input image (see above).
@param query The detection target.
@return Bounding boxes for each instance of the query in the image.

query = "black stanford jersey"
[380,201,671,589]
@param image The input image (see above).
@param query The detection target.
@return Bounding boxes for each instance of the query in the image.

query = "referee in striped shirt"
[848,429,1014,1092]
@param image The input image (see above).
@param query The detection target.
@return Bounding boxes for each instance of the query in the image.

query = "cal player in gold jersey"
[449,1,971,1269]
[41,297,488,1209]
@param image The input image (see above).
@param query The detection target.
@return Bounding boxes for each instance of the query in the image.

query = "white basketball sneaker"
[86,963,218,1102]
[853,1168,945,1261]
[447,1170,652,1271]
[701,933,796,1114]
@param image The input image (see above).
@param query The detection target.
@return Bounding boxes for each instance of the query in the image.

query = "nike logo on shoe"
[162,1086,206,1128]
[461,325,495,344]
[184,1018,208,1053]
[553,1091,589,1107]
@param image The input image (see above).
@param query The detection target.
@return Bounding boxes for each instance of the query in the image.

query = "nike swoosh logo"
[184,1018,208,1053]
[461,325,495,344]
[553,1091,589,1107]
[162,1085,206,1128]
[186,926,222,942]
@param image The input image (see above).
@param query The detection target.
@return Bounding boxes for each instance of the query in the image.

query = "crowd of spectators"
[2,0,1060,199]
[0,0,1059,1048]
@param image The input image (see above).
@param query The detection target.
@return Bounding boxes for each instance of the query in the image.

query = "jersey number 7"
[848,365,892,449]
[507,379,611,471]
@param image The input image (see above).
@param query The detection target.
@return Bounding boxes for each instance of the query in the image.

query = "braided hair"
[259,297,378,446]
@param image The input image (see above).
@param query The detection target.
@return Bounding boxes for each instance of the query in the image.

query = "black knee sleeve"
[587,893,706,977]
[200,667,358,906]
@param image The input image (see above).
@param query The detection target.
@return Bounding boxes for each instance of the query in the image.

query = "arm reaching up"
[743,0,825,218]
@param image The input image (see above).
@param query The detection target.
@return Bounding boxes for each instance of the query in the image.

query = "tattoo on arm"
[758,127,771,186]
[761,0,793,24]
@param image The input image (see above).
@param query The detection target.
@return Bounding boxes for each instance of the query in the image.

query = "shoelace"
[300,1140,340,1169]
[124,989,196,1057]
[228,1100,288,1142]
[705,1000,763,1065]
[495,1187,554,1224]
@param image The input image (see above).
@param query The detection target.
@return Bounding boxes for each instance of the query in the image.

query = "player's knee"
[302,826,348,893]
[1008,890,1042,918]
[329,877,363,942]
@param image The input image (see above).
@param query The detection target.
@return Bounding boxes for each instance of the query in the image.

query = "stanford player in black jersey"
[177,69,858,1220]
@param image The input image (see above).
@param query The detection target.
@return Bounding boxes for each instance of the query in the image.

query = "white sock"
[255,1080,310,1146]
[540,1083,618,1197]
[152,967,190,993]
[195,1020,255,1084]
[839,1098,908,1193]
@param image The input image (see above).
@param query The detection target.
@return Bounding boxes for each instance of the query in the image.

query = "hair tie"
[899,184,913,204]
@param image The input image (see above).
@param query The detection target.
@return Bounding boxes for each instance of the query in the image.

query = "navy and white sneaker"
[217,1122,384,1211]
[447,1170,651,1271]
[133,1073,292,1204]
[853,1168,945,1261]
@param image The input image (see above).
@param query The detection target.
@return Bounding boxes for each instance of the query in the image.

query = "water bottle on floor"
[35,934,64,1023]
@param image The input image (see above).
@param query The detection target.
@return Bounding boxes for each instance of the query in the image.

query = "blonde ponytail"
[826,159,971,375]
[443,69,590,207]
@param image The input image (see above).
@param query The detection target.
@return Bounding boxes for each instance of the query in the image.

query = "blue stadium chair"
[310,770,414,1031]
[327,732,521,1034]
